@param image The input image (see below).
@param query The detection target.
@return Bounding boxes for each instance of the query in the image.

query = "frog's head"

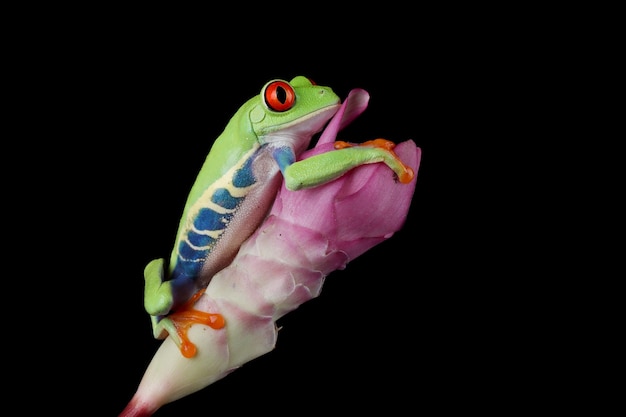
[247,76,341,153]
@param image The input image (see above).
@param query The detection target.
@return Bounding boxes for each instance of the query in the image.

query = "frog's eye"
[263,80,296,112]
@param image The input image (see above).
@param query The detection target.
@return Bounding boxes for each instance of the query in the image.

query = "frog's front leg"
[283,138,414,191]
[144,258,225,357]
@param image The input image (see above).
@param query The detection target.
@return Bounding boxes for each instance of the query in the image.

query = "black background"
[13,18,578,416]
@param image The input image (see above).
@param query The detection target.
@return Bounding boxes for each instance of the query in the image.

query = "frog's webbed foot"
[144,258,225,357]
[152,289,226,358]
[335,138,415,184]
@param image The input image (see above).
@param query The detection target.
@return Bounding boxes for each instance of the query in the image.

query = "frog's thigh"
[144,258,174,316]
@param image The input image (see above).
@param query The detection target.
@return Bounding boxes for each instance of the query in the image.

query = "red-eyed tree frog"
[144,76,413,357]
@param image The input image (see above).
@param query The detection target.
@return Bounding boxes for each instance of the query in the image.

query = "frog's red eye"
[263,80,295,112]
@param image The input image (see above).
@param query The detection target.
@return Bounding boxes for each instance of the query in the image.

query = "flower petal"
[317,88,370,145]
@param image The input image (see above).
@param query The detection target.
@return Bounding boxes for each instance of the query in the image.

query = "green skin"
[144,76,408,346]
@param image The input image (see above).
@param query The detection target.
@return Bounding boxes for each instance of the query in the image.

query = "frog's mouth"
[315,88,370,147]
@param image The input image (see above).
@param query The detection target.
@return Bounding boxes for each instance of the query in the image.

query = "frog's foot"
[154,288,226,358]
[335,138,415,183]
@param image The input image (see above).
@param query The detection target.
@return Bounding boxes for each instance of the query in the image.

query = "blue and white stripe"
[172,148,257,278]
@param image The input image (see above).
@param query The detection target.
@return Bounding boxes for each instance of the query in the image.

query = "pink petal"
[335,141,421,259]
[317,88,370,145]
[336,140,421,239]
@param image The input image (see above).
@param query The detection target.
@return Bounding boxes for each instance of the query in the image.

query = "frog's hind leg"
[143,258,176,319]
[144,259,225,358]
[144,258,205,320]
